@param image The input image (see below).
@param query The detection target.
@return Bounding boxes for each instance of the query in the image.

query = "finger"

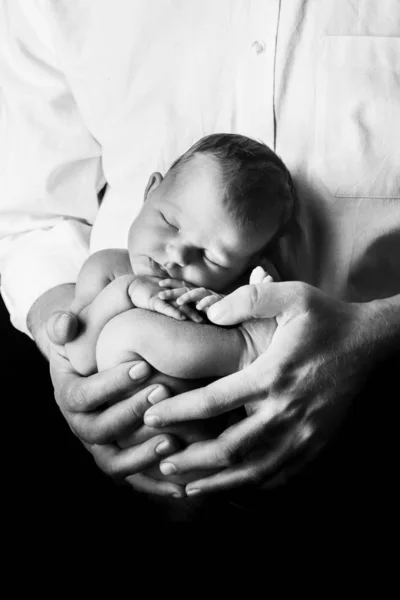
[260,436,323,490]
[196,295,220,312]
[54,353,152,413]
[185,431,295,495]
[176,288,209,306]
[68,382,172,444]
[158,411,269,476]
[90,434,181,479]
[158,278,189,289]
[153,298,187,320]
[118,420,207,448]
[125,473,186,498]
[207,281,307,326]
[158,288,188,301]
[47,311,79,345]
[119,424,164,447]
[144,361,266,426]
[184,418,316,495]
[174,302,204,323]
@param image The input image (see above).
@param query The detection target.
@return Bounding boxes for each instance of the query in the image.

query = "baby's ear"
[144,172,163,201]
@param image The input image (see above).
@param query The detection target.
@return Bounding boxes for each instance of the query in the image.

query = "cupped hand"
[46,308,186,498]
[143,279,380,495]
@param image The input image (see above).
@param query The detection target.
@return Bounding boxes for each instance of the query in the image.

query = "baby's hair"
[166,133,295,244]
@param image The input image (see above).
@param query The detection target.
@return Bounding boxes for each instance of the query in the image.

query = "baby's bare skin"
[66,270,276,379]
[65,249,277,485]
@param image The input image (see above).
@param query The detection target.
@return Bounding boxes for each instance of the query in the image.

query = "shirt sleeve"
[0,0,105,337]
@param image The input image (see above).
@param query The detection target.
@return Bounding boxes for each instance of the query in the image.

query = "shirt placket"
[236,0,281,148]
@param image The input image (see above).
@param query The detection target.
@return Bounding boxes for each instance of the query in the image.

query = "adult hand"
[29,284,186,498]
[143,279,385,495]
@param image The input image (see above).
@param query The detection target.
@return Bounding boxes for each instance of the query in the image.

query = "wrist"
[27,283,76,360]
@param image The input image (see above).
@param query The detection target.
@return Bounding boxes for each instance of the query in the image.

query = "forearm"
[27,283,76,360]
[365,294,400,359]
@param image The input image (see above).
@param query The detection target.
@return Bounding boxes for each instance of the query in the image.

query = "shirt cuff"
[0,220,91,337]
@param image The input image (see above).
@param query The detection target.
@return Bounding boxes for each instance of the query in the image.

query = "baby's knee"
[96,308,149,371]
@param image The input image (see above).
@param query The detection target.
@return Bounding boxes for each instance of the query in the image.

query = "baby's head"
[128,133,295,292]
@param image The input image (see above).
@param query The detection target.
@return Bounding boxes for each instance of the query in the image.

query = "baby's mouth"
[149,258,171,278]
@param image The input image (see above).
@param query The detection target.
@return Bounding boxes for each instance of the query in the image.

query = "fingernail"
[148,385,168,405]
[129,362,150,380]
[155,440,172,455]
[207,304,223,322]
[144,414,161,427]
[160,462,177,476]
[171,492,185,499]
[186,488,202,496]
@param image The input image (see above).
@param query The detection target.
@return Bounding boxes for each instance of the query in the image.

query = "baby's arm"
[66,251,200,375]
[70,248,132,314]
[66,274,136,375]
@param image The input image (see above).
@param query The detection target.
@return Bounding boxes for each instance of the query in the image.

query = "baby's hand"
[128,276,203,323]
[158,278,224,315]
[249,265,274,285]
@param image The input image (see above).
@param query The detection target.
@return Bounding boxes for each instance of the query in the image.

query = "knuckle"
[104,460,121,479]
[248,284,262,314]
[218,442,240,467]
[68,381,91,410]
[246,465,265,487]
[202,386,224,417]
[292,282,313,312]
[84,412,114,445]
[81,423,103,445]
[126,400,143,425]
[94,452,118,478]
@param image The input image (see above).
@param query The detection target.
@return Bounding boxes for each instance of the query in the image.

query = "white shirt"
[0,0,399,336]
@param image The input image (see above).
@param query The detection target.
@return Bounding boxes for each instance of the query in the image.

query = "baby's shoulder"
[85,248,132,279]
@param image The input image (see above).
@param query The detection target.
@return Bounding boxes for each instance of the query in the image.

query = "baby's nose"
[165,242,193,267]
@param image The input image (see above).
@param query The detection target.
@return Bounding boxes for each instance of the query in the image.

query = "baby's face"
[128,154,276,292]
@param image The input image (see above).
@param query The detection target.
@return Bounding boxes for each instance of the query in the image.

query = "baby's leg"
[96,308,247,379]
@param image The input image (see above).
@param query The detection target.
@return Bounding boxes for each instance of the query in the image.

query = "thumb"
[47,310,79,345]
[207,281,305,325]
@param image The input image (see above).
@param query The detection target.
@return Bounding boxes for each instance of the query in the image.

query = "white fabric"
[0,0,399,336]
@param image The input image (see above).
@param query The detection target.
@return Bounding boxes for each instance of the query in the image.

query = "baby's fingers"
[196,294,222,312]
[176,287,210,306]
[159,278,189,289]
[158,287,189,301]
[153,298,187,321]
[176,302,204,324]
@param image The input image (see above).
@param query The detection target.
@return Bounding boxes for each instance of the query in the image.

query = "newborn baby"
[65,133,295,483]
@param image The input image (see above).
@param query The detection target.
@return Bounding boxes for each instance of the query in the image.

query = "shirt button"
[251,40,266,54]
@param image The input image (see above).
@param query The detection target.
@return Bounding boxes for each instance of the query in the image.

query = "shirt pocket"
[313,36,400,199]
